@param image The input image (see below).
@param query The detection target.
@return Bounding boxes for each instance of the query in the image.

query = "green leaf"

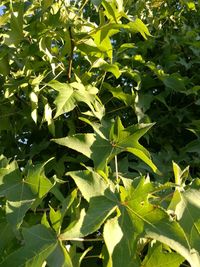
[172,161,189,187]
[0,13,9,27]
[52,133,113,170]
[59,209,86,240]
[92,58,121,78]
[103,212,139,267]
[126,147,160,174]
[0,161,35,228]
[109,116,124,143]
[29,91,38,123]
[91,0,103,6]
[143,185,200,267]
[48,80,74,118]
[103,217,123,266]
[0,221,15,257]
[60,169,117,239]
[26,162,54,199]
[118,42,135,53]
[39,37,54,62]
[162,74,186,91]
[0,49,10,76]
[169,188,200,251]
[42,0,53,10]
[103,83,135,106]
[41,212,51,229]
[4,8,24,47]
[48,80,99,118]
[0,225,57,267]
[49,206,62,234]
[102,0,120,23]
[1,0,200,265]
[80,196,117,236]
[60,189,77,222]
[145,221,200,267]
[93,25,116,59]
[116,0,123,12]
[67,169,111,202]
[47,241,73,267]
[60,196,117,239]
[77,39,102,57]
[70,246,93,267]
[128,18,151,40]
[53,118,159,173]
[52,133,96,161]
[142,243,184,267]
[118,177,200,267]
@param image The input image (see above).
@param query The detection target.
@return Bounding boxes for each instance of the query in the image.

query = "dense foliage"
[0,0,200,266]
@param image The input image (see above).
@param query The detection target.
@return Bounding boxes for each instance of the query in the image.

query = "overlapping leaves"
[61,168,200,267]
[52,117,159,173]
[0,158,54,229]
[0,0,200,266]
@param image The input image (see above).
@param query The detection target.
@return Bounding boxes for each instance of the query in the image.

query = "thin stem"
[115,155,119,182]
[98,71,106,92]
[115,155,120,192]
[84,255,101,259]
[0,111,21,118]
[40,69,64,91]
[107,105,127,114]
[59,237,103,242]
[79,0,90,15]
[10,0,13,11]
[67,26,75,82]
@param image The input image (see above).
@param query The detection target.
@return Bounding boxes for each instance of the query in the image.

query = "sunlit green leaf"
[26,162,53,199]
[128,18,151,40]
[48,80,99,118]
[92,58,121,78]
[53,118,159,173]
[0,13,9,27]
[169,188,200,252]
[142,243,184,267]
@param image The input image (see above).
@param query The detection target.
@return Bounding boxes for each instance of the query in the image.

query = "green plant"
[0,0,200,266]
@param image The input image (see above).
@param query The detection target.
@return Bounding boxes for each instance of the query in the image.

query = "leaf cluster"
[0,0,200,266]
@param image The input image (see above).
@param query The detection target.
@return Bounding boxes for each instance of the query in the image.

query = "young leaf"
[92,58,121,78]
[128,18,151,40]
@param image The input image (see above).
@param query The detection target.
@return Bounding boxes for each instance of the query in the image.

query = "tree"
[0,0,200,266]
